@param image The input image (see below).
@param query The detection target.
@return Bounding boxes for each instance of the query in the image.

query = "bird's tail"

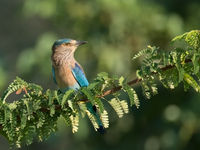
[86,103,105,134]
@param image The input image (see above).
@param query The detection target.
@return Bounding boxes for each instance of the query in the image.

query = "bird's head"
[51,38,87,65]
[52,38,87,54]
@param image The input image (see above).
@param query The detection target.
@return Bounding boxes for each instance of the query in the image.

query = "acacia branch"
[0,59,192,131]
[97,78,141,98]
[79,59,192,102]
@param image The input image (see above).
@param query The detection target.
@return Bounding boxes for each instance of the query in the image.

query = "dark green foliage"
[1,30,200,148]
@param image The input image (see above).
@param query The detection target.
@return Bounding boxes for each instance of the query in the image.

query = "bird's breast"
[54,64,79,89]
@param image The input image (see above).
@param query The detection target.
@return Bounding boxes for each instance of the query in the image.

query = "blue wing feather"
[52,66,57,84]
[71,63,89,87]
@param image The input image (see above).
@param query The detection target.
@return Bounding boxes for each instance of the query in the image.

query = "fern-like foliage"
[1,30,200,148]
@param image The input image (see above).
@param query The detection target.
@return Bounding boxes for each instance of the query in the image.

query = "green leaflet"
[151,83,158,95]
[81,88,95,105]
[109,98,124,118]
[70,113,79,133]
[62,113,72,127]
[132,45,157,60]
[109,98,129,118]
[78,103,87,117]
[141,82,151,99]
[96,72,109,81]
[183,73,200,92]
[185,30,200,49]
[120,100,129,114]
[178,68,185,83]
[0,110,4,124]
[123,84,140,108]
[119,76,125,86]
[50,105,55,117]
[100,110,109,128]
[36,112,45,128]
[24,98,33,120]
[119,77,140,108]
[61,89,74,108]
[183,80,191,92]
[172,30,200,49]
[87,81,99,90]
[23,125,36,145]
[132,48,150,60]
[86,110,99,130]
[172,32,187,42]
[192,53,200,74]
[171,51,185,82]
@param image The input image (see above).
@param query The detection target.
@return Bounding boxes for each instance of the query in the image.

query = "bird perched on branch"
[51,39,105,133]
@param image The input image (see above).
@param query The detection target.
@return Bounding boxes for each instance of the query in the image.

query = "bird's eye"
[64,43,71,46]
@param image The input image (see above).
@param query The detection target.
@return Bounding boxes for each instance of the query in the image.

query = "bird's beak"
[76,40,88,46]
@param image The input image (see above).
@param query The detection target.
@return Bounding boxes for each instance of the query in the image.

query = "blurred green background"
[0,0,200,149]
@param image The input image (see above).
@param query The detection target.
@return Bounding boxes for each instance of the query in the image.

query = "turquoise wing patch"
[52,66,57,84]
[71,63,89,87]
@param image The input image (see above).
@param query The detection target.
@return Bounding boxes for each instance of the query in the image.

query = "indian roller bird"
[51,39,105,133]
